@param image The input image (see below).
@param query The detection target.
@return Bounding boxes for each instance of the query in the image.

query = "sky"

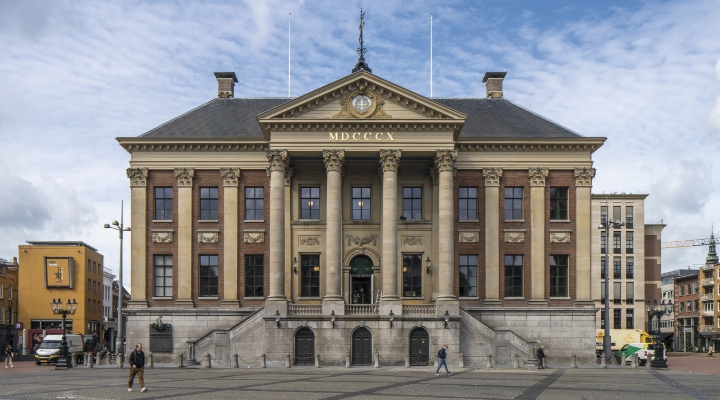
[1,0,719,292]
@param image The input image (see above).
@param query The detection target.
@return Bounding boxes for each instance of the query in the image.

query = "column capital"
[285,167,294,186]
[174,168,195,187]
[126,168,148,187]
[435,150,458,173]
[574,167,596,187]
[379,149,402,173]
[220,167,241,187]
[266,149,289,173]
[482,168,503,186]
[323,150,345,173]
[529,167,549,187]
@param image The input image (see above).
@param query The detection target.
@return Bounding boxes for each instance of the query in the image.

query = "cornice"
[456,137,606,153]
[258,120,463,141]
[116,138,268,154]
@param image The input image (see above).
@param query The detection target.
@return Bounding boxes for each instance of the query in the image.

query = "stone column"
[574,167,595,307]
[175,168,195,308]
[435,150,458,313]
[483,168,502,307]
[323,150,345,315]
[529,168,549,307]
[266,149,289,315]
[126,168,148,308]
[221,168,241,308]
[430,168,440,302]
[379,150,402,315]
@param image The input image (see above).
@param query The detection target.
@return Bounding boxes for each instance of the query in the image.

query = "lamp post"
[598,212,624,362]
[50,298,78,370]
[646,299,673,368]
[104,200,130,354]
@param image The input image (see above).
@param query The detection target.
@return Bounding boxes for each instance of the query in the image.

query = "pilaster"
[266,149,289,315]
[175,167,195,308]
[379,149,402,315]
[436,150,458,309]
[220,167,241,308]
[126,168,148,308]
[323,150,345,314]
[483,167,502,307]
[574,167,595,307]
[529,167,549,307]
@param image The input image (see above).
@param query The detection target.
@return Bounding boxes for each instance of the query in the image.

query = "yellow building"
[18,242,105,345]
[1,257,19,347]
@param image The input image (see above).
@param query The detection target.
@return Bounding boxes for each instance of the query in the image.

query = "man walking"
[4,344,13,368]
[435,345,452,376]
[537,345,546,369]
[128,343,147,392]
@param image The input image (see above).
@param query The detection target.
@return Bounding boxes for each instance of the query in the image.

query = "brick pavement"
[1,361,719,399]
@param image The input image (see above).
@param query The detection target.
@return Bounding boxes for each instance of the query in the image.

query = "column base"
[482,299,502,308]
[436,298,459,316]
[265,299,288,316]
[528,299,549,308]
[220,300,240,309]
[379,298,402,316]
[574,300,596,308]
[127,300,148,309]
[322,298,345,315]
[175,299,195,309]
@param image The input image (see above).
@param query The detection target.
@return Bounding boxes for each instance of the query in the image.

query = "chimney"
[482,71,507,98]
[214,72,238,98]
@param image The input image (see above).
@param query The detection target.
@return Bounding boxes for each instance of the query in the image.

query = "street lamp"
[104,200,130,354]
[50,298,78,370]
[646,299,673,368]
[598,213,624,362]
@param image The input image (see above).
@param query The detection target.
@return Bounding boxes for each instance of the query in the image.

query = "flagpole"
[288,12,291,97]
[430,13,433,98]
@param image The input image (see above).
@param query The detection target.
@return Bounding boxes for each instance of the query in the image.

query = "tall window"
[613,231,621,254]
[600,206,608,225]
[6,285,10,301]
[504,187,523,220]
[199,255,219,297]
[402,254,422,297]
[626,257,634,279]
[600,256,606,279]
[600,231,607,254]
[600,308,605,328]
[459,255,478,297]
[626,309,634,329]
[626,232,634,254]
[459,187,478,220]
[0,306,4,324]
[154,187,173,220]
[680,302,685,312]
[614,309,622,329]
[245,187,264,220]
[695,282,700,294]
[504,255,524,297]
[0,282,3,299]
[87,259,91,272]
[352,187,371,220]
[549,187,568,220]
[402,187,422,220]
[244,255,264,297]
[626,206,634,228]
[300,187,320,220]
[613,257,621,279]
[613,282,621,304]
[154,255,173,297]
[612,206,621,221]
[679,285,684,296]
[300,254,320,297]
[549,255,568,297]
[200,187,219,220]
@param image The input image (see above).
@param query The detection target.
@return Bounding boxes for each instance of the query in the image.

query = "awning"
[657,332,674,341]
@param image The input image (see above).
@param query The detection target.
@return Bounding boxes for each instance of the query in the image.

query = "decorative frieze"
[151,229,174,243]
[528,167,549,187]
[504,232,525,243]
[402,236,423,246]
[379,149,401,173]
[458,230,480,243]
[483,168,503,186]
[266,149,289,174]
[220,167,241,186]
[299,236,320,247]
[435,150,458,173]
[323,150,345,172]
[198,230,219,244]
[345,234,379,247]
[174,168,195,187]
[550,231,571,243]
[127,168,149,187]
[574,167,596,187]
[243,230,265,244]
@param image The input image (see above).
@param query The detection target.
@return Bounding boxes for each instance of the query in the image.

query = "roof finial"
[352,8,372,73]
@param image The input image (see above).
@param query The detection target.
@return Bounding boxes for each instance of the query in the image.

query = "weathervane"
[352,8,372,73]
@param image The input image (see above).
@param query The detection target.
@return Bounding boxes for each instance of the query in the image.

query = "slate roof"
[139,97,581,139]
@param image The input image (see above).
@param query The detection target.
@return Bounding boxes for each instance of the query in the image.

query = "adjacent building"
[0,257,19,348]
[675,272,700,352]
[698,234,719,351]
[661,268,698,350]
[102,267,116,350]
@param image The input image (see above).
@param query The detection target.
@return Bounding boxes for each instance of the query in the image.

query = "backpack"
[438,349,445,358]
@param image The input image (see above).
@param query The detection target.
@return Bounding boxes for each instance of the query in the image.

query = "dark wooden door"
[352,328,372,366]
[409,328,429,365]
[295,328,314,366]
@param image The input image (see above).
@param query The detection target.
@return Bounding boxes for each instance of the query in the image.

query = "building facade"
[0,257,19,349]
[118,63,607,365]
[661,268,698,350]
[675,272,700,352]
[698,234,719,352]
[102,267,117,351]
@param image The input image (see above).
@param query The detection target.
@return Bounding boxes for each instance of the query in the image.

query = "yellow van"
[596,329,653,356]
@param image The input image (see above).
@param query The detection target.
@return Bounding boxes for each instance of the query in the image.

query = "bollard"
[405,353,410,368]
[600,353,607,369]
[646,355,652,368]
[631,353,638,369]
[88,353,94,369]
[486,354,493,369]
[512,353,519,369]
[459,352,464,369]
[178,353,184,368]
[345,350,351,368]
[621,354,626,366]
[315,353,320,368]
[374,351,380,368]
[147,354,153,368]
[570,354,577,368]
[83,353,88,366]
[286,353,291,368]
[260,354,266,368]
[231,354,239,368]
[202,353,211,369]
[117,352,124,369]
[71,353,77,368]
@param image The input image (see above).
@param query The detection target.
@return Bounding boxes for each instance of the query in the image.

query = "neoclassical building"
[118,61,605,366]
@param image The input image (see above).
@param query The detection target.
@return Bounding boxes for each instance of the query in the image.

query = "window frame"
[154,255,173,298]
[626,206,634,229]
[613,257,622,279]
[459,254,478,298]
[459,187,478,221]
[154,187,173,221]
[351,187,372,221]
[244,187,265,221]
[199,255,219,297]
[244,254,264,298]
[549,255,569,298]
[402,253,423,297]
[626,282,634,304]
[504,187,523,221]
[626,231,634,254]
[549,187,569,220]
[300,187,321,220]
[613,308,622,329]
[626,257,634,279]
[402,187,423,221]
[199,187,219,221]
[504,255,524,298]
[613,231,621,254]
[626,308,634,329]
[600,256,606,279]
[300,254,321,297]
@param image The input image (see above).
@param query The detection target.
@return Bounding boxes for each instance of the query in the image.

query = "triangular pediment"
[257,72,467,123]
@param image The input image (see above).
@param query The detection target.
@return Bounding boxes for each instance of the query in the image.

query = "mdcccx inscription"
[149,316,173,353]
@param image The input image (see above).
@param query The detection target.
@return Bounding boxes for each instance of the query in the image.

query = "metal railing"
[702,278,714,286]
[345,304,379,315]
[701,293,715,302]
[288,304,322,315]
[402,305,437,315]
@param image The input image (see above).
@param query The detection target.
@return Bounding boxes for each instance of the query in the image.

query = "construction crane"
[662,238,714,249]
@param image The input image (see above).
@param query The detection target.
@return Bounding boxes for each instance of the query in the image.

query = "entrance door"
[350,255,373,304]
[352,328,372,365]
[409,328,429,365]
[295,328,314,365]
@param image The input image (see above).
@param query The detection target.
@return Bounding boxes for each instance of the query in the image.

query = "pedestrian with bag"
[537,345,546,369]
[4,344,13,368]
[435,345,453,376]
[127,343,147,392]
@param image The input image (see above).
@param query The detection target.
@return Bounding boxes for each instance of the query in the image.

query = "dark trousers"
[537,357,545,369]
[128,367,145,388]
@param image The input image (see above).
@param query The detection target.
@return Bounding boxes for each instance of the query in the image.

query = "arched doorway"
[409,328,429,365]
[352,327,372,366]
[349,255,373,304]
[295,328,315,366]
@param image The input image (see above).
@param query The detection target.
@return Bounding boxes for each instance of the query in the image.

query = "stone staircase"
[191,308,265,366]
[459,308,535,365]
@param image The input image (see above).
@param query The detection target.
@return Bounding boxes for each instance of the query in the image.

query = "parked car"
[615,342,666,366]
[34,334,84,365]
